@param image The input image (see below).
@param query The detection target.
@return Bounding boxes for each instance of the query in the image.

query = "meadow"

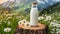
[0,3,60,34]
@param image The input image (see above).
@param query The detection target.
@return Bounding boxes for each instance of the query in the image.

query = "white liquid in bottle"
[30,2,38,26]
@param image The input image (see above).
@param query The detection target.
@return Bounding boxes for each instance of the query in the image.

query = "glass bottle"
[30,2,38,26]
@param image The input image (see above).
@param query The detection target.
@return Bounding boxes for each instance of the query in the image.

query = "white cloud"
[44,0,48,3]
[37,0,45,4]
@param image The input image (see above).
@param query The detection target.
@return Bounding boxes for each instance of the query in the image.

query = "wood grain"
[14,23,49,34]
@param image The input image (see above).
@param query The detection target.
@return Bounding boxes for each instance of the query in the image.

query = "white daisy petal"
[18,20,23,25]
[50,22,56,27]
[4,28,11,32]
[46,16,52,20]
[22,19,26,23]
[56,24,60,28]
[38,16,44,20]
[24,22,31,28]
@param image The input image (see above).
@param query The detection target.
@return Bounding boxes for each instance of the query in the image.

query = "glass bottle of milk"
[30,2,38,26]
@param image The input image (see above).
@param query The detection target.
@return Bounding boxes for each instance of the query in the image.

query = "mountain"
[22,2,60,15]
[40,2,60,15]
[0,0,60,12]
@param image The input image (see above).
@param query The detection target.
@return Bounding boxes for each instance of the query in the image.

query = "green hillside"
[40,3,60,15]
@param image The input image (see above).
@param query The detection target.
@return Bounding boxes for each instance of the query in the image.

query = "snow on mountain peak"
[53,0,60,2]
[37,0,45,4]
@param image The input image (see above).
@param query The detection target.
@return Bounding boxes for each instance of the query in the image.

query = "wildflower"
[49,10,51,11]
[8,17,12,19]
[24,22,31,28]
[38,16,44,20]
[46,16,52,20]
[4,28,11,32]
[6,17,12,20]
[22,19,26,23]
[45,15,47,16]
[56,24,60,28]
[50,22,56,27]
[6,14,15,16]
[18,21,23,26]
[53,20,57,22]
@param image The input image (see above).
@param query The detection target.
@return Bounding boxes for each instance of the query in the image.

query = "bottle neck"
[32,5,37,8]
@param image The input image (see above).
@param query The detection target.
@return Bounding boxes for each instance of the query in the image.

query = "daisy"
[18,20,23,26]
[38,16,44,20]
[4,28,11,32]
[56,24,60,28]
[24,22,31,28]
[22,19,26,23]
[46,16,52,20]
[50,22,56,27]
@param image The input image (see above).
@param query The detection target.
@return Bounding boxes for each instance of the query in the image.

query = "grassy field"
[0,11,60,34]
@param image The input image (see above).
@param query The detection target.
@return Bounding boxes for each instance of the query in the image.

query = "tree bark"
[14,23,49,34]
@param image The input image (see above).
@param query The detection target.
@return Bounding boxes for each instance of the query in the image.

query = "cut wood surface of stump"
[14,23,49,34]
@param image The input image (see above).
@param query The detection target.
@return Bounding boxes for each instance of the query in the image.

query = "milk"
[30,2,38,26]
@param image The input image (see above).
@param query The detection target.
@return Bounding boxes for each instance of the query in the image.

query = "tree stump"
[14,23,49,34]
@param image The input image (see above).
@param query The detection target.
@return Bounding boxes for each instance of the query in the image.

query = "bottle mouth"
[32,2,37,5]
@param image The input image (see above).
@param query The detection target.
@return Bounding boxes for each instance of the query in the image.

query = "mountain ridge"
[0,0,60,11]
